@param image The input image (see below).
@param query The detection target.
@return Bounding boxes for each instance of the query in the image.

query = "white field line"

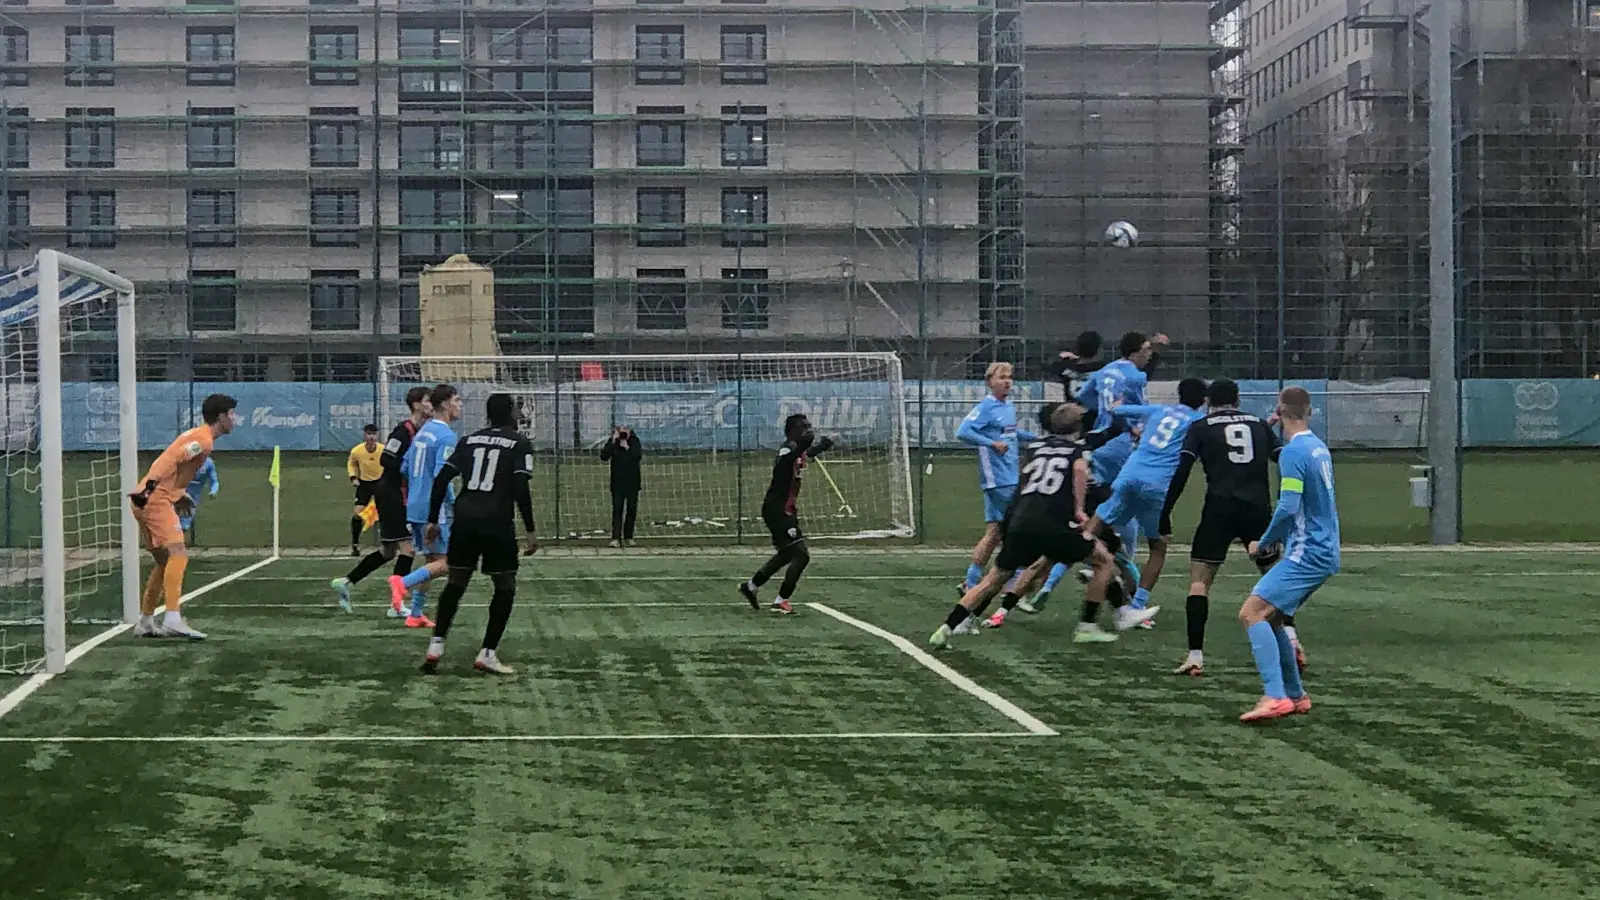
[203,600,740,610]
[0,730,1043,745]
[807,601,1056,737]
[224,570,1600,585]
[0,555,279,721]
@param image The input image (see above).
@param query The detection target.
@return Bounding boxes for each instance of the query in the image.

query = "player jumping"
[739,413,835,615]
[390,384,462,627]
[346,423,383,556]
[421,394,539,676]
[931,403,1150,649]
[331,386,431,615]
[1238,386,1339,723]
[129,393,238,640]
[1082,376,1210,621]
[1159,378,1283,676]
[955,362,1037,599]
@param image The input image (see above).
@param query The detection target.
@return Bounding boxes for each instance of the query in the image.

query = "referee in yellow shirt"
[347,424,385,555]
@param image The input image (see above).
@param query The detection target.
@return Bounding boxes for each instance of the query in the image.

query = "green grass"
[3,550,1600,898]
[30,448,1591,550]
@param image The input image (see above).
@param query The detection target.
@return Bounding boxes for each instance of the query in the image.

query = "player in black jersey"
[1158,377,1294,675]
[420,393,538,675]
[738,413,835,616]
[332,386,432,615]
[930,403,1155,649]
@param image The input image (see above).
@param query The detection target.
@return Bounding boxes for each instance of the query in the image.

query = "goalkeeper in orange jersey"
[128,393,238,640]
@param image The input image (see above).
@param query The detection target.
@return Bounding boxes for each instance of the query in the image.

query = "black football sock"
[944,603,972,630]
[1080,599,1101,624]
[346,550,387,584]
[432,581,468,640]
[1186,594,1208,651]
[481,586,516,651]
[349,516,362,546]
[1106,577,1126,608]
[393,554,414,578]
[999,591,1022,611]
[751,550,789,588]
[777,554,810,599]
[970,595,995,618]
[1283,614,1296,628]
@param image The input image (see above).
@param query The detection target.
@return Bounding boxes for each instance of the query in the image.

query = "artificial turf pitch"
[3,549,1600,899]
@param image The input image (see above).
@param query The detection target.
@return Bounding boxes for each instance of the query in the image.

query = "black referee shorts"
[1191,497,1272,565]
[375,488,411,543]
[353,479,379,507]
[446,523,522,575]
[763,512,805,550]
[995,526,1095,573]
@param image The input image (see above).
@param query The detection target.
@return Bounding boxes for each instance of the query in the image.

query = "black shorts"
[995,526,1095,573]
[375,488,410,543]
[354,480,379,506]
[446,523,521,575]
[1191,497,1272,565]
[763,513,804,549]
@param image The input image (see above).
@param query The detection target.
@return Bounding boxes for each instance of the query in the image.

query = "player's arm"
[1109,403,1160,422]
[1071,455,1090,523]
[347,448,361,484]
[426,443,468,526]
[204,459,220,496]
[514,439,539,554]
[1255,449,1306,554]
[380,429,407,479]
[956,401,994,448]
[1082,417,1127,450]
[599,434,615,461]
[1159,428,1203,537]
[1265,422,1284,463]
[809,435,836,456]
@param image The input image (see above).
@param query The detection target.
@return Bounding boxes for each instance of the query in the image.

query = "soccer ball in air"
[1103,221,1140,248]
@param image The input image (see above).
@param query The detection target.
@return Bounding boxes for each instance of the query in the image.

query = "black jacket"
[599,432,643,493]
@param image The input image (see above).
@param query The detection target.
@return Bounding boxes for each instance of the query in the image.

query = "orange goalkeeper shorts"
[133,500,185,550]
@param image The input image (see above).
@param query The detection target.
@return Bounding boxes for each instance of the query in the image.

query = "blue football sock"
[1247,621,1287,699]
[965,563,983,591]
[1274,626,1304,698]
[1042,563,1067,592]
[409,589,427,618]
[1133,587,1151,608]
[402,565,432,591]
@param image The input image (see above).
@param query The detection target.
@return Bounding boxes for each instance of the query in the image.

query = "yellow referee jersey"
[347,443,384,482]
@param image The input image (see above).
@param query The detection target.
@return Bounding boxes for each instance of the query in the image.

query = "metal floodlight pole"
[1426,0,1462,544]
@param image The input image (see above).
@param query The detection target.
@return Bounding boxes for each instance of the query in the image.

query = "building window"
[2,28,27,87]
[292,353,371,383]
[310,271,361,331]
[309,27,359,86]
[720,269,769,330]
[636,108,685,166]
[2,108,25,169]
[721,186,768,247]
[187,189,237,248]
[187,108,236,168]
[399,188,466,259]
[1588,0,1600,26]
[67,0,115,5]
[188,272,237,331]
[720,26,767,84]
[65,26,114,86]
[635,270,687,331]
[309,108,360,167]
[186,27,235,86]
[400,124,464,170]
[310,189,360,247]
[65,108,115,169]
[66,190,116,249]
[721,106,768,167]
[636,188,685,247]
[193,354,266,381]
[399,27,464,59]
[4,191,27,250]
[635,25,684,85]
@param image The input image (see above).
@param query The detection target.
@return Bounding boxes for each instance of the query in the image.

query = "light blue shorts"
[1095,480,1165,540]
[1250,559,1335,615]
[983,486,1016,523]
[409,521,450,557]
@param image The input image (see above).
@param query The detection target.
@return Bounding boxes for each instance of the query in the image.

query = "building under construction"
[1231,0,1600,380]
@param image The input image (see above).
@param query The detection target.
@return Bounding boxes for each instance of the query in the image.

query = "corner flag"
[268,445,281,488]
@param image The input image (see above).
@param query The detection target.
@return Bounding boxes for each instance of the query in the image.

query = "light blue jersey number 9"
[1146,415,1181,450]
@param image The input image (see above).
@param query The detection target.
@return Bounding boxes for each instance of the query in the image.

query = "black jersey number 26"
[1019,455,1069,496]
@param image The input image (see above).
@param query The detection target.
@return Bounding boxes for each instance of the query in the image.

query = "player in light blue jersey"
[178,457,220,535]
[389,384,462,628]
[1239,385,1339,723]
[1085,377,1209,621]
[954,362,1038,597]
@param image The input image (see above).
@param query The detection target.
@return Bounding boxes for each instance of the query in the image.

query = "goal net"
[0,250,138,675]
[378,353,915,542]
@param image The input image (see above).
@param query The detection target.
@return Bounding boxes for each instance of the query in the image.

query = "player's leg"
[1239,505,1303,670]
[1237,563,1320,722]
[421,565,472,674]
[931,559,1019,649]
[741,516,799,610]
[963,487,1011,591]
[1018,562,1069,614]
[142,503,205,639]
[1070,540,1122,643]
[473,570,518,674]
[397,524,449,627]
[1177,501,1230,675]
[134,534,167,637]
[349,501,364,555]
[985,556,1048,627]
[1128,485,1168,614]
[763,536,811,615]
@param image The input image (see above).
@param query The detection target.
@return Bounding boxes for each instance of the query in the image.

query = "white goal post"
[378,352,916,542]
[0,249,140,675]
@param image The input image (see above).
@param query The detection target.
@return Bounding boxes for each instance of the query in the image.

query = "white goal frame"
[18,250,140,674]
[377,352,917,541]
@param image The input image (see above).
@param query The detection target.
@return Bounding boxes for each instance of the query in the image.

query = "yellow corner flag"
[359,500,379,531]
[268,445,281,488]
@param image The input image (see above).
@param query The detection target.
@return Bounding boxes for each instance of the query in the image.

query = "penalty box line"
[807,602,1057,737]
[0,555,281,721]
[0,730,1047,746]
